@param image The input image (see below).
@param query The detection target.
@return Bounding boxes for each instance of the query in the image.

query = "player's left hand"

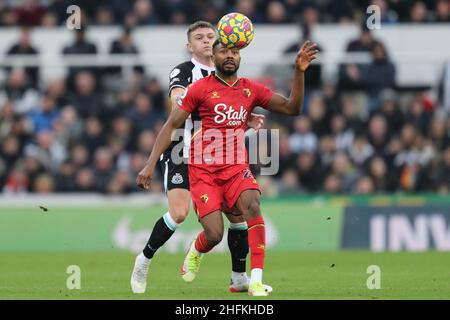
[136,164,154,190]
[248,113,265,131]
[295,40,319,72]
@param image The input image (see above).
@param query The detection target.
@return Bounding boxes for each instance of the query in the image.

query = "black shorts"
[159,149,190,192]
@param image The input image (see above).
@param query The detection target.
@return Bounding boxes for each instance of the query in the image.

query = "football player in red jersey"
[130,21,270,295]
[137,39,318,296]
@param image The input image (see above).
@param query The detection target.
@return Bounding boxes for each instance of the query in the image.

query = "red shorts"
[189,164,260,219]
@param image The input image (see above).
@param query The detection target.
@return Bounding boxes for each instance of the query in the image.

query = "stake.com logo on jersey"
[214,103,248,126]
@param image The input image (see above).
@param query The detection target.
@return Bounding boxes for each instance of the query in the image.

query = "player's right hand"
[136,164,154,190]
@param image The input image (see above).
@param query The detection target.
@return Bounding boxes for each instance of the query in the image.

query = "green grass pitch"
[1,251,449,299]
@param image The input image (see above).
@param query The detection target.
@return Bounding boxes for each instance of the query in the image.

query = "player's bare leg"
[235,189,269,296]
[131,188,190,293]
[181,210,224,282]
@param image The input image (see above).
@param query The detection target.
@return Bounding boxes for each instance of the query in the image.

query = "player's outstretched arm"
[136,106,190,190]
[265,40,318,116]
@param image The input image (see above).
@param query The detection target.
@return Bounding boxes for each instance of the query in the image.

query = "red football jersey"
[177,75,273,172]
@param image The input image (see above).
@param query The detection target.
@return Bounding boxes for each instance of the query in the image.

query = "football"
[216,12,254,49]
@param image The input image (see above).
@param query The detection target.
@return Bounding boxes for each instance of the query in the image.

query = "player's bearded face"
[214,45,241,76]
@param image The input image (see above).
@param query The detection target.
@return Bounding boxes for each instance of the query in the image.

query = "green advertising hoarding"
[0,201,342,253]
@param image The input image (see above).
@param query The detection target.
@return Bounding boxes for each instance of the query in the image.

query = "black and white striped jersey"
[166,58,215,159]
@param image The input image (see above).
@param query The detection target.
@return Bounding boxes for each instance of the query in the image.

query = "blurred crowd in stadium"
[1,0,450,26]
[0,0,450,196]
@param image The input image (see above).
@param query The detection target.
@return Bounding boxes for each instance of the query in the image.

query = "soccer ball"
[216,12,254,49]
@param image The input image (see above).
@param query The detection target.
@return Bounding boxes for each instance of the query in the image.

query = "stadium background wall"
[1,195,449,253]
[0,25,448,87]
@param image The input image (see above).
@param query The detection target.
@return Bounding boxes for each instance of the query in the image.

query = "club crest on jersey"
[243,88,251,98]
[170,68,181,79]
[243,169,254,179]
[214,103,248,126]
[200,194,209,204]
[171,173,183,184]
[211,91,220,99]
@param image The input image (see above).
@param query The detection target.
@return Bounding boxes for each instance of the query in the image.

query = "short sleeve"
[253,81,273,109]
[176,83,200,113]
[168,64,191,96]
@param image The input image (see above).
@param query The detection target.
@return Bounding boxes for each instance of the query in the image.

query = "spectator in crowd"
[95,6,114,25]
[14,0,44,26]
[318,135,336,171]
[0,68,40,114]
[33,173,55,193]
[287,116,317,154]
[92,147,114,193]
[108,27,141,76]
[364,43,396,110]
[435,146,450,193]
[370,0,398,24]
[346,25,382,53]
[375,89,405,135]
[435,0,450,23]
[124,92,163,133]
[133,0,159,25]
[80,116,105,154]
[75,167,96,192]
[232,0,265,23]
[41,10,58,27]
[349,135,375,168]
[279,168,301,194]
[266,1,288,24]
[367,114,390,155]
[29,94,60,134]
[331,114,354,152]
[54,160,76,192]
[355,176,375,194]
[68,71,104,119]
[297,152,323,192]
[406,97,432,135]
[144,77,166,115]
[341,95,366,135]
[307,93,331,137]
[409,1,430,23]
[324,0,355,23]
[3,168,29,194]
[6,27,39,87]
[62,28,98,87]
[329,152,359,192]
[0,135,21,172]
[70,144,90,169]
[323,174,342,194]
[368,156,397,191]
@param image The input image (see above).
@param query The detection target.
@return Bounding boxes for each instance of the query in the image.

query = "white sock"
[138,252,151,268]
[250,268,263,284]
[163,212,179,231]
[232,271,248,283]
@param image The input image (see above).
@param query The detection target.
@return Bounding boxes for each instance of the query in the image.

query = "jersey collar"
[214,73,239,87]
[191,57,215,73]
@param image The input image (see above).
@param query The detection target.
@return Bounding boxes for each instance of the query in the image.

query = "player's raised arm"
[265,40,318,116]
[136,105,190,190]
